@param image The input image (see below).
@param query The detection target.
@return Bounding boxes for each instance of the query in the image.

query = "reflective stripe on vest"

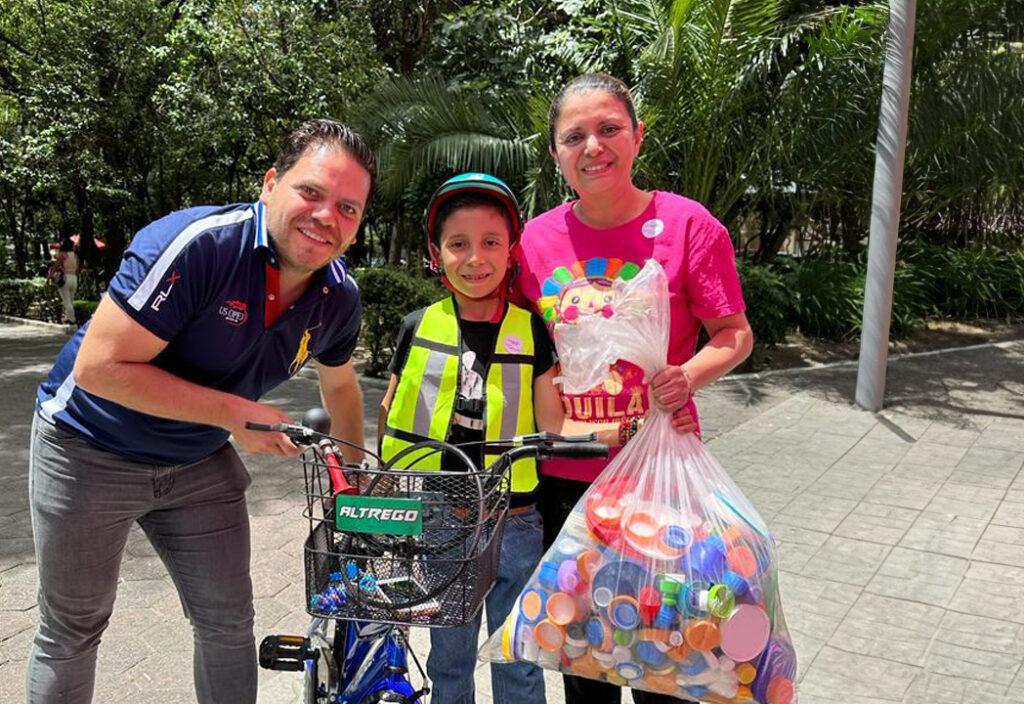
[381,298,539,494]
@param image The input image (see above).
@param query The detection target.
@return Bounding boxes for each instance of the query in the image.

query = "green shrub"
[735,259,791,348]
[354,267,445,376]
[0,278,64,321]
[934,244,1024,319]
[74,299,100,324]
[785,257,863,339]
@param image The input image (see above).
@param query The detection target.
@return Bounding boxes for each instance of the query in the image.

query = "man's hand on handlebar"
[229,401,301,456]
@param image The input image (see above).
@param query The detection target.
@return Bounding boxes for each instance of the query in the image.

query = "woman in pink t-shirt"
[510,73,754,704]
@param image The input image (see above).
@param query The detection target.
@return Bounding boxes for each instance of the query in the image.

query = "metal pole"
[855,0,917,411]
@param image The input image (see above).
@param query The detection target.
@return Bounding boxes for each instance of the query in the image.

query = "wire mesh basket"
[301,447,509,627]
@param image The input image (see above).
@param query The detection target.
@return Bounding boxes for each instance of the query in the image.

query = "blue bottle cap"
[615,662,644,681]
[679,650,708,676]
[684,685,709,699]
[329,571,343,582]
[586,617,610,647]
[359,574,377,592]
[705,534,726,553]
[538,561,560,590]
[609,596,641,630]
[654,604,676,630]
[723,569,750,597]
[662,525,692,549]
[345,561,360,580]
[636,641,669,668]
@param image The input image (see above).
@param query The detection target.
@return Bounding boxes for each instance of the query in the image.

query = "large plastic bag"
[481,260,798,704]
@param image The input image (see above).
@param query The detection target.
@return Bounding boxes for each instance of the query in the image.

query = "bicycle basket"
[301,447,509,628]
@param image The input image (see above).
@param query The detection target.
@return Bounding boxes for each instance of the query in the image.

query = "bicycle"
[250,409,608,704]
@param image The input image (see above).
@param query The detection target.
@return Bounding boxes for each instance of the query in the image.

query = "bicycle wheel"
[303,619,338,704]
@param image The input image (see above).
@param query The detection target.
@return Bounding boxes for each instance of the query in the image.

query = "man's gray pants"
[26,414,257,703]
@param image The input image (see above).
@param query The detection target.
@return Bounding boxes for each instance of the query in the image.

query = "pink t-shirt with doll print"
[511,190,746,482]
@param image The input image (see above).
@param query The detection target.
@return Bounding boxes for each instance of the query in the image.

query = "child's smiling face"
[432,205,512,300]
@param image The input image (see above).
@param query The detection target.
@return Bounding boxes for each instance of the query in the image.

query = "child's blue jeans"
[426,504,546,704]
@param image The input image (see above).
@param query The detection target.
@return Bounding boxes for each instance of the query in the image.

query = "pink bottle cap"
[720,603,771,662]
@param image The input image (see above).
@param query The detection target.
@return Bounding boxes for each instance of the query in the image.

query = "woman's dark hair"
[431,193,516,246]
[59,237,74,252]
[547,73,639,149]
[273,119,378,201]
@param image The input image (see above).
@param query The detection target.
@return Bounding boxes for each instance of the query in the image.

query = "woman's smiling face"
[550,90,644,200]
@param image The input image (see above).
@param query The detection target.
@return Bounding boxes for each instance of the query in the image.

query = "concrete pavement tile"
[951,446,1024,490]
[867,547,968,608]
[964,560,1024,584]
[257,671,304,704]
[805,466,885,502]
[834,503,919,546]
[800,536,892,586]
[103,606,166,641]
[927,641,1021,687]
[254,596,291,633]
[975,424,1024,453]
[778,542,819,573]
[973,525,1024,568]
[248,497,298,517]
[775,494,858,533]
[0,509,33,538]
[123,687,199,703]
[992,498,1024,529]
[918,424,987,448]
[251,565,292,599]
[0,604,35,640]
[863,475,943,511]
[115,578,182,614]
[948,575,1024,625]
[903,671,1014,704]
[902,442,970,468]
[874,410,934,440]
[733,484,795,519]
[0,564,37,611]
[926,482,1006,521]
[886,460,959,483]
[120,554,173,581]
[772,523,832,548]
[0,538,36,572]
[934,610,1024,658]
[96,634,153,675]
[798,645,920,701]
[122,648,194,691]
[140,617,194,654]
[899,512,988,559]
[828,592,944,666]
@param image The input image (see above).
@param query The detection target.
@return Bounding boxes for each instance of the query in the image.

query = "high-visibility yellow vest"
[381,297,539,494]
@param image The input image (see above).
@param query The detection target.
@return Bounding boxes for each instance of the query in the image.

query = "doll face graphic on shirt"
[558,280,620,322]
[536,257,642,326]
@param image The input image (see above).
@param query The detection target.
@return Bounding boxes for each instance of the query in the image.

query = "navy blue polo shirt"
[36,201,362,465]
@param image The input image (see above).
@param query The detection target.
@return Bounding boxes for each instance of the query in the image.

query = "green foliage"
[73,299,100,324]
[354,267,446,376]
[0,277,62,320]
[930,244,1024,319]
[735,259,790,348]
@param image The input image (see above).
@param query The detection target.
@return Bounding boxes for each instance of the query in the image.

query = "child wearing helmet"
[379,173,630,704]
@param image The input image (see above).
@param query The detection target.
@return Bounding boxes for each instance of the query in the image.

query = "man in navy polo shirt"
[28,119,375,704]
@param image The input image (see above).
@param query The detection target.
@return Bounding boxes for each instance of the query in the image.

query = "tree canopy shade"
[1,0,1021,276]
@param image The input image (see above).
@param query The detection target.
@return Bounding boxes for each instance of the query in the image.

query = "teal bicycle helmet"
[423,172,523,247]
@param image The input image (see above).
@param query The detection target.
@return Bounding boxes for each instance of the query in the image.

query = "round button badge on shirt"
[641,219,665,238]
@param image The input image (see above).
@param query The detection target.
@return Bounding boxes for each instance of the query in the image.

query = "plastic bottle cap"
[636,641,669,668]
[720,604,770,662]
[662,525,692,549]
[554,538,584,562]
[684,619,721,651]
[593,586,614,608]
[727,545,758,578]
[669,630,684,647]
[564,642,587,659]
[538,561,560,590]
[613,628,636,647]
[586,617,611,648]
[612,645,632,664]
[577,549,601,582]
[565,622,588,647]
[736,662,757,684]
[609,595,641,630]
[557,560,583,593]
[623,509,660,544]
[766,677,795,704]
[593,496,622,524]
[616,662,644,680]
[546,592,577,626]
[708,584,737,618]
[533,619,565,652]
[520,588,547,624]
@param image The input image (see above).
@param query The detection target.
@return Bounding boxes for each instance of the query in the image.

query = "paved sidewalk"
[1,321,1022,703]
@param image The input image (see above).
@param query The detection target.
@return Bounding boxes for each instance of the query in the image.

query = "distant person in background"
[51,238,80,324]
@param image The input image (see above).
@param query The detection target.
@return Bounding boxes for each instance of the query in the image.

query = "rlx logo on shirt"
[150,271,181,311]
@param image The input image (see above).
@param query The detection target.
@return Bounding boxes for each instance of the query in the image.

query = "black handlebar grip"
[245,422,275,431]
[546,442,609,459]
